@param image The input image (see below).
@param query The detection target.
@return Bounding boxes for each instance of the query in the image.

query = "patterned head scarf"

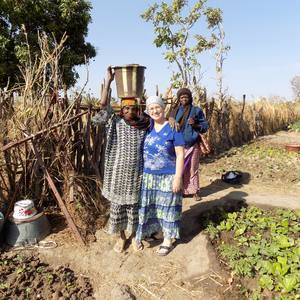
[120,98,150,131]
[121,98,138,107]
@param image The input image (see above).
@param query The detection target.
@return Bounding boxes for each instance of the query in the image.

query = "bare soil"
[0,252,94,300]
[200,130,300,188]
[1,130,299,300]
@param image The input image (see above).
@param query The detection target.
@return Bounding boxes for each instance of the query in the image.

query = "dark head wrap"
[169,88,193,130]
[177,88,193,104]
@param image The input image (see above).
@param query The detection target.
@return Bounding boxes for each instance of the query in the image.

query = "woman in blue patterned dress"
[135,96,185,256]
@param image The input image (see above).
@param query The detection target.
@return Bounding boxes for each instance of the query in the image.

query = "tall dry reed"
[205,97,299,152]
[0,33,107,240]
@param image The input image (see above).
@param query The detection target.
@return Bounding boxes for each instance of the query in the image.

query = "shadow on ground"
[47,212,68,234]
[180,191,248,244]
[199,171,251,197]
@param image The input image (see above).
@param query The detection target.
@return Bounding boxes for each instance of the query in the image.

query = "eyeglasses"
[148,106,163,113]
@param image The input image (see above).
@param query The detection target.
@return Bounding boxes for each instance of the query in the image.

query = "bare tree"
[214,21,230,109]
[290,75,300,99]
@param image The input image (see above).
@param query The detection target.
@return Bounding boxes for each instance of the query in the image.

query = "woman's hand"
[100,66,114,107]
[188,117,195,125]
[106,65,115,83]
[169,117,180,131]
[174,146,184,193]
[172,175,182,193]
[189,117,203,131]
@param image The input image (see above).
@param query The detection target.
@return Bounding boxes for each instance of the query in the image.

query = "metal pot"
[5,212,51,247]
[113,64,146,99]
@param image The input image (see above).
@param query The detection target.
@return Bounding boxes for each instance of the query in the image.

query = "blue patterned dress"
[136,122,184,241]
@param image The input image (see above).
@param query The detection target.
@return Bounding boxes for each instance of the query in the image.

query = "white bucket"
[13,200,37,220]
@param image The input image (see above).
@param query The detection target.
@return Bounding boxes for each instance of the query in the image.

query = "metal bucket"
[5,212,51,247]
[113,64,146,99]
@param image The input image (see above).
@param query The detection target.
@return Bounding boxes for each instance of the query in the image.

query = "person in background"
[169,88,209,200]
[135,95,184,256]
[98,66,150,253]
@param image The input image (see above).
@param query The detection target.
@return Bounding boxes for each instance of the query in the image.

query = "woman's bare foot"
[113,231,127,253]
[132,239,144,252]
[113,237,126,253]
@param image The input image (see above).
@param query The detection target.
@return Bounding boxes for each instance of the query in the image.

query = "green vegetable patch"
[289,120,300,132]
[205,206,300,300]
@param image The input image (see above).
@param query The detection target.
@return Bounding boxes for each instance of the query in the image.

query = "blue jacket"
[175,105,209,148]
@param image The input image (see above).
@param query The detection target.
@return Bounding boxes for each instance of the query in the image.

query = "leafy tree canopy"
[141,0,222,89]
[0,0,96,88]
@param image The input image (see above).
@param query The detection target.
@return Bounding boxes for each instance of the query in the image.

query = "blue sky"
[75,0,300,100]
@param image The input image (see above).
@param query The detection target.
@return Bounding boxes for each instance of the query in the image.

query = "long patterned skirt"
[136,173,182,241]
[183,143,200,195]
[107,202,139,234]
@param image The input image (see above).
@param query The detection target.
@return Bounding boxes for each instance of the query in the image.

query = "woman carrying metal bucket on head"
[98,65,150,253]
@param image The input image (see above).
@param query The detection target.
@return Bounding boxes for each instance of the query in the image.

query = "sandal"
[113,238,126,253]
[193,193,202,201]
[145,232,162,242]
[132,239,144,252]
[156,245,174,256]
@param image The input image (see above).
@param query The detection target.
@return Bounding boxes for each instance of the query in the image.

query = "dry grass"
[0,33,107,241]
[205,97,299,153]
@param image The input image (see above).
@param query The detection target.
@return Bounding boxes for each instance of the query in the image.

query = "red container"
[285,144,300,152]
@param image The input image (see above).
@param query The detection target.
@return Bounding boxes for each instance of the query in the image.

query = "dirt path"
[35,130,300,299]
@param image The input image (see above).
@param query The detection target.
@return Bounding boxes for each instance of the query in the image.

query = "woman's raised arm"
[100,66,115,108]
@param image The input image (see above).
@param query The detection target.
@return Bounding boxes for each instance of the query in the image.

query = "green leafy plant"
[289,121,300,132]
[205,206,300,299]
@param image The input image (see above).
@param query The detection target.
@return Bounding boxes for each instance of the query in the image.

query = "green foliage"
[242,144,297,160]
[205,206,300,299]
[0,0,96,88]
[141,0,222,88]
[0,282,8,289]
[288,120,300,132]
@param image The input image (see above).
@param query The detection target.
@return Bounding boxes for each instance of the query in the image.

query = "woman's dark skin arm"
[189,108,209,133]
[100,66,115,108]
[188,117,201,129]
